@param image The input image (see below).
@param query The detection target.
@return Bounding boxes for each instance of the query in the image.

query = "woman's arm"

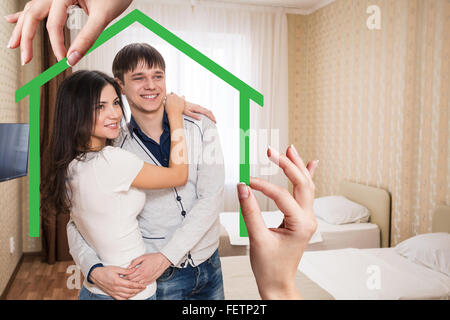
[131,94,188,189]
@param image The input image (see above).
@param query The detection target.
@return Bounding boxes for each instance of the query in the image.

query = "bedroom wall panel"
[288,0,449,245]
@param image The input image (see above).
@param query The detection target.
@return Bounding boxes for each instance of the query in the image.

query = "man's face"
[119,61,166,114]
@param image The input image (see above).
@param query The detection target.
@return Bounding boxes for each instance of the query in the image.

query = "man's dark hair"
[112,43,166,82]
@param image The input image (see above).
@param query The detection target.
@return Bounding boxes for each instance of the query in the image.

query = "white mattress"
[220,211,379,250]
[298,248,450,300]
[305,217,380,251]
[220,211,323,246]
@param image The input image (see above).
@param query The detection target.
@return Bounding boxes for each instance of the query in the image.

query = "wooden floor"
[5,255,82,300]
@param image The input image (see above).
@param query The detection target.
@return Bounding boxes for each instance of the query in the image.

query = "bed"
[219,205,450,300]
[219,180,391,257]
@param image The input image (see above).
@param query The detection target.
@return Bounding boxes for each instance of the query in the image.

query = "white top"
[68,146,156,300]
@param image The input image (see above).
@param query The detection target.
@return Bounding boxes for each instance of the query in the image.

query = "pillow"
[313,195,370,224]
[395,233,450,276]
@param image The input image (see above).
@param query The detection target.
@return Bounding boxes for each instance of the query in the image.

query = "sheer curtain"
[71,0,289,211]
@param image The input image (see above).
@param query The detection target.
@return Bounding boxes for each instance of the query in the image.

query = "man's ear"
[114,77,125,94]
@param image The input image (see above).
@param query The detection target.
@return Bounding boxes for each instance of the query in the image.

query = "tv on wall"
[0,123,30,182]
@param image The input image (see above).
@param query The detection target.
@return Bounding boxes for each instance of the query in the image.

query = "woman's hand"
[237,145,319,300]
[5,0,133,66]
[184,101,217,123]
[89,265,146,300]
[165,93,185,116]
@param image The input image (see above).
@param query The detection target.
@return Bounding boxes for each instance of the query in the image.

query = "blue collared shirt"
[129,111,171,167]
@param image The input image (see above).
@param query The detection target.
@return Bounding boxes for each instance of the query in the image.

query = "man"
[67,43,225,300]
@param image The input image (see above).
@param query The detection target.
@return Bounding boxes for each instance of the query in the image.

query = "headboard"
[432,205,450,233]
[339,180,391,248]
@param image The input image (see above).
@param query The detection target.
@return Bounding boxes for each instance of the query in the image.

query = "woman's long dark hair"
[41,70,125,218]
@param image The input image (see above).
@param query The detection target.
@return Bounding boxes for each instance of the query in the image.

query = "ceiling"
[158,0,335,13]
[219,0,327,10]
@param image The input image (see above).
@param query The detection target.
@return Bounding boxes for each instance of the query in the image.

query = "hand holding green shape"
[5,0,133,66]
[237,145,319,300]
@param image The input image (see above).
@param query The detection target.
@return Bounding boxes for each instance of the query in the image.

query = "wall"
[288,0,449,245]
[0,0,43,296]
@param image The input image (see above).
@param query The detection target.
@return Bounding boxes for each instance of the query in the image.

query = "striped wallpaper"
[288,0,449,245]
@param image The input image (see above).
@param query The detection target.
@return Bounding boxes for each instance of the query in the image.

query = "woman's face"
[90,84,123,150]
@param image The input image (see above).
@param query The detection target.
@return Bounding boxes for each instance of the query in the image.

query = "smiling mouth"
[141,93,159,100]
[104,122,118,129]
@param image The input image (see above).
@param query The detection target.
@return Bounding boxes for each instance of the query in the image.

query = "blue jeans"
[156,249,224,300]
[78,286,156,300]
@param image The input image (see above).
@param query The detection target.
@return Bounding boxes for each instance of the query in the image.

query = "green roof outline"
[16,9,263,237]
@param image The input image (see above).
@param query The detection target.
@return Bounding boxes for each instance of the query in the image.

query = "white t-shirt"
[68,146,156,299]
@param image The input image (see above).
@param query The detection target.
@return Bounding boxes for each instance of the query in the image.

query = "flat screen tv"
[0,123,30,182]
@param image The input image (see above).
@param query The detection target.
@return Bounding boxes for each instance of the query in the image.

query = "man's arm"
[66,218,103,280]
[67,218,146,299]
[124,116,224,285]
[160,116,225,266]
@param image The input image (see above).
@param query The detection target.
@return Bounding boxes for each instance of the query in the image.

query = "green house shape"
[15,9,264,238]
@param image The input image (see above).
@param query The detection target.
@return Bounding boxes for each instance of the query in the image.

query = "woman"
[42,70,198,300]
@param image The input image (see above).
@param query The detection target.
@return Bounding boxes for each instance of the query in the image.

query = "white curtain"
[71,0,289,212]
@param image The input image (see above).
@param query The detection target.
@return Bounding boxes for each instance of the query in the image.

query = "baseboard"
[0,254,24,300]
[0,251,44,300]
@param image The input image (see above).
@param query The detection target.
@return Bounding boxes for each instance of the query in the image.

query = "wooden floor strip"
[5,255,82,300]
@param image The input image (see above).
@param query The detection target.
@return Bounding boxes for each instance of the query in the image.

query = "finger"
[20,15,39,65]
[127,257,144,270]
[111,289,138,300]
[286,145,314,182]
[8,10,26,49]
[123,269,142,282]
[8,1,34,49]
[66,14,109,66]
[20,1,53,65]
[237,183,267,241]
[268,147,309,188]
[249,177,302,221]
[185,111,201,120]
[117,277,146,290]
[116,284,145,295]
[114,267,136,276]
[46,0,71,61]
[111,265,134,273]
[193,105,216,123]
[306,160,319,179]
[4,11,22,23]
[127,273,146,284]
[106,285,140,299]
[207,111,217,123]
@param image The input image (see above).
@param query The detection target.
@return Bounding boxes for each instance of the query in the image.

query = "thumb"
[237,183,267,241]
[66,16,107,66]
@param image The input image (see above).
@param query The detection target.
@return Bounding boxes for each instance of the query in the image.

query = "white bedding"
[298,248,450,300]
[220,211,379,250]
[305,218,380,251]
[219,211,323,246]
